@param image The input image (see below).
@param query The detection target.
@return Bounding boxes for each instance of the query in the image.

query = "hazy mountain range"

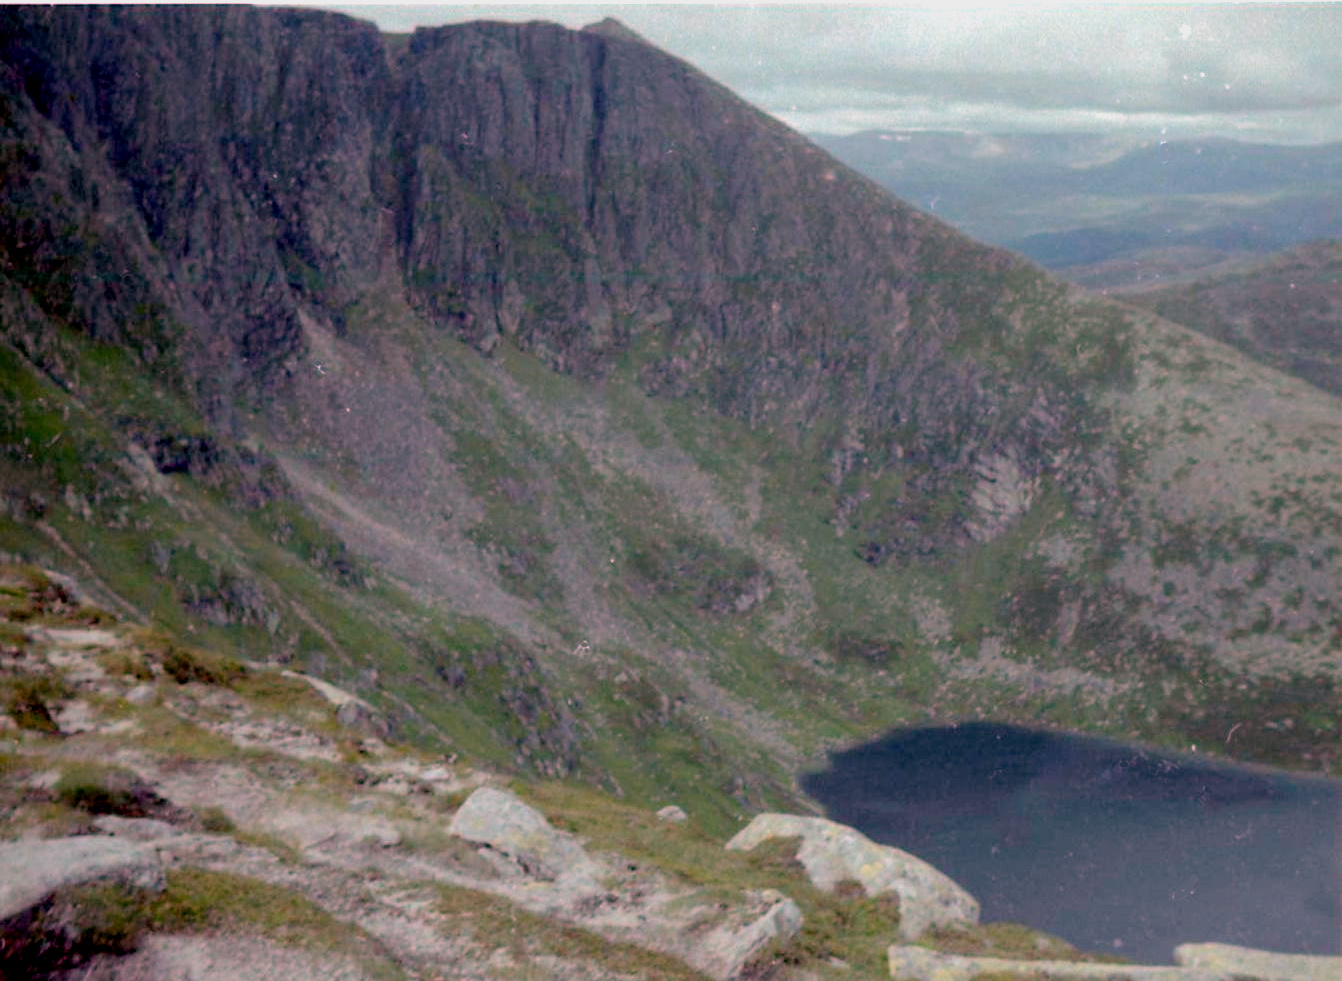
[812,130,1342,288]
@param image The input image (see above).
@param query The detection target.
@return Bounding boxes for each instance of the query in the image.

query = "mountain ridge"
[0,1,1338,840]
[1113,239,1342,396]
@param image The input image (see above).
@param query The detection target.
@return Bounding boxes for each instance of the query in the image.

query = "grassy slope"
[4,232,1341,870]
[3,568,1130,980]
[1113,240,1342,396]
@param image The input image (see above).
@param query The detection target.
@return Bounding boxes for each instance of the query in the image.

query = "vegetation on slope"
[1117,239,1342,396]
[3,569,1126,981]
[1,2,1339,848]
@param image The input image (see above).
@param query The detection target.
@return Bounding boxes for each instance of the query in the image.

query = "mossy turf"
[0,869,406,980]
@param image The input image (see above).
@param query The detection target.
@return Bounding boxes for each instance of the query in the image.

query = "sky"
[308,3,1342,145]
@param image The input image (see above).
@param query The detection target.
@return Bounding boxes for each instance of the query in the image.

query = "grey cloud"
[318,4,1342,143]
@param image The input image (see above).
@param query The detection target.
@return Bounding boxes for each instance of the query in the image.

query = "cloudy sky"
[315,4,1342,145]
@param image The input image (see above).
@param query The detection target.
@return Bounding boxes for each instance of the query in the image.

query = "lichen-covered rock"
[656,804,689,823]
[888,944,977,981]
[0,835,166,923]
[727,813,979,940]
[888,946,1230,981]
[1175,942,1342,981]
[689,888,803,981]
[448,786,603,886]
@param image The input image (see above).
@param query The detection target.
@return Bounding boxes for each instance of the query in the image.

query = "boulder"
[0,835,166,923]
[1175,943,1342,981]
[889,946,1230,981]
[689,889,803,980]
[727,814,979,939]
[448,787,603,887]
[656,805,689,823]
[888,944,976,981]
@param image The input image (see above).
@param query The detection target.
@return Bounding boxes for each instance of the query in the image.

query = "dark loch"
[801,722,1341,963]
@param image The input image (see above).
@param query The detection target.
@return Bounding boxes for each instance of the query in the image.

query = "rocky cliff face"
[1,5,1339,798]
[385,17,1130,562]
[2,6,388,417]
[2,5,1114,548]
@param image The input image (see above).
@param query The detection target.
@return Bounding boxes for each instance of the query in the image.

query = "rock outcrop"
[0,3,1114,565]
[448,785,605,888]
[0,835,166,924]
[727,813,980,940]
[888,945,1222,981]
[1175,943,1342,981]
[889,943,1342,981]
[281,669,390,739]
[78,933,376,981]
[691,889,804,980]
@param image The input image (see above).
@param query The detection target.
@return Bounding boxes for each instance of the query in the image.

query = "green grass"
[2,671,70,733]
[602,373,667,450]
[3,880,149,972]
[151,867,340,941]
[129,704,266,762]
[52,761,159,817]
[918,921,1129,964]
[0,867,404,980]
[1158,668,1342,774]
[195,804,237,834]
[161,644,249,686]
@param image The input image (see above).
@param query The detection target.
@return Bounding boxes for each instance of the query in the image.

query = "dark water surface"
[802,722,1340,964]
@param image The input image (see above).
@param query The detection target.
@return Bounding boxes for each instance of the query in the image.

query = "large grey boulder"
[1175,943,1342,981]
[688,889,803,981]
[888,946,1229,981]
[727,813,979,939]
[448,787,603,887]
[0,835,166,922]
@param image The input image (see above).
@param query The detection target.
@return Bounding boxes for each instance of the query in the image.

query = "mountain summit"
[582,17,654,46]
[1,2,1338,823]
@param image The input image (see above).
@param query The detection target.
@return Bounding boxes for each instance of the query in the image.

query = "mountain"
[812,130,1342,286]
[1,0,1339,856]
[1112,240,1342,396]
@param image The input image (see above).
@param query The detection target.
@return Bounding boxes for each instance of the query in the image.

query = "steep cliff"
[1,6,387,414]
[3,7,1123,557]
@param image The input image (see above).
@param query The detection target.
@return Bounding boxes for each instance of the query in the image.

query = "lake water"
[802,722,1341,964]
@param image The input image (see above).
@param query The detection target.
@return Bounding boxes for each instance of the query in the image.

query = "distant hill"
[812,130,1342,287]
[1115,240,1342,396]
